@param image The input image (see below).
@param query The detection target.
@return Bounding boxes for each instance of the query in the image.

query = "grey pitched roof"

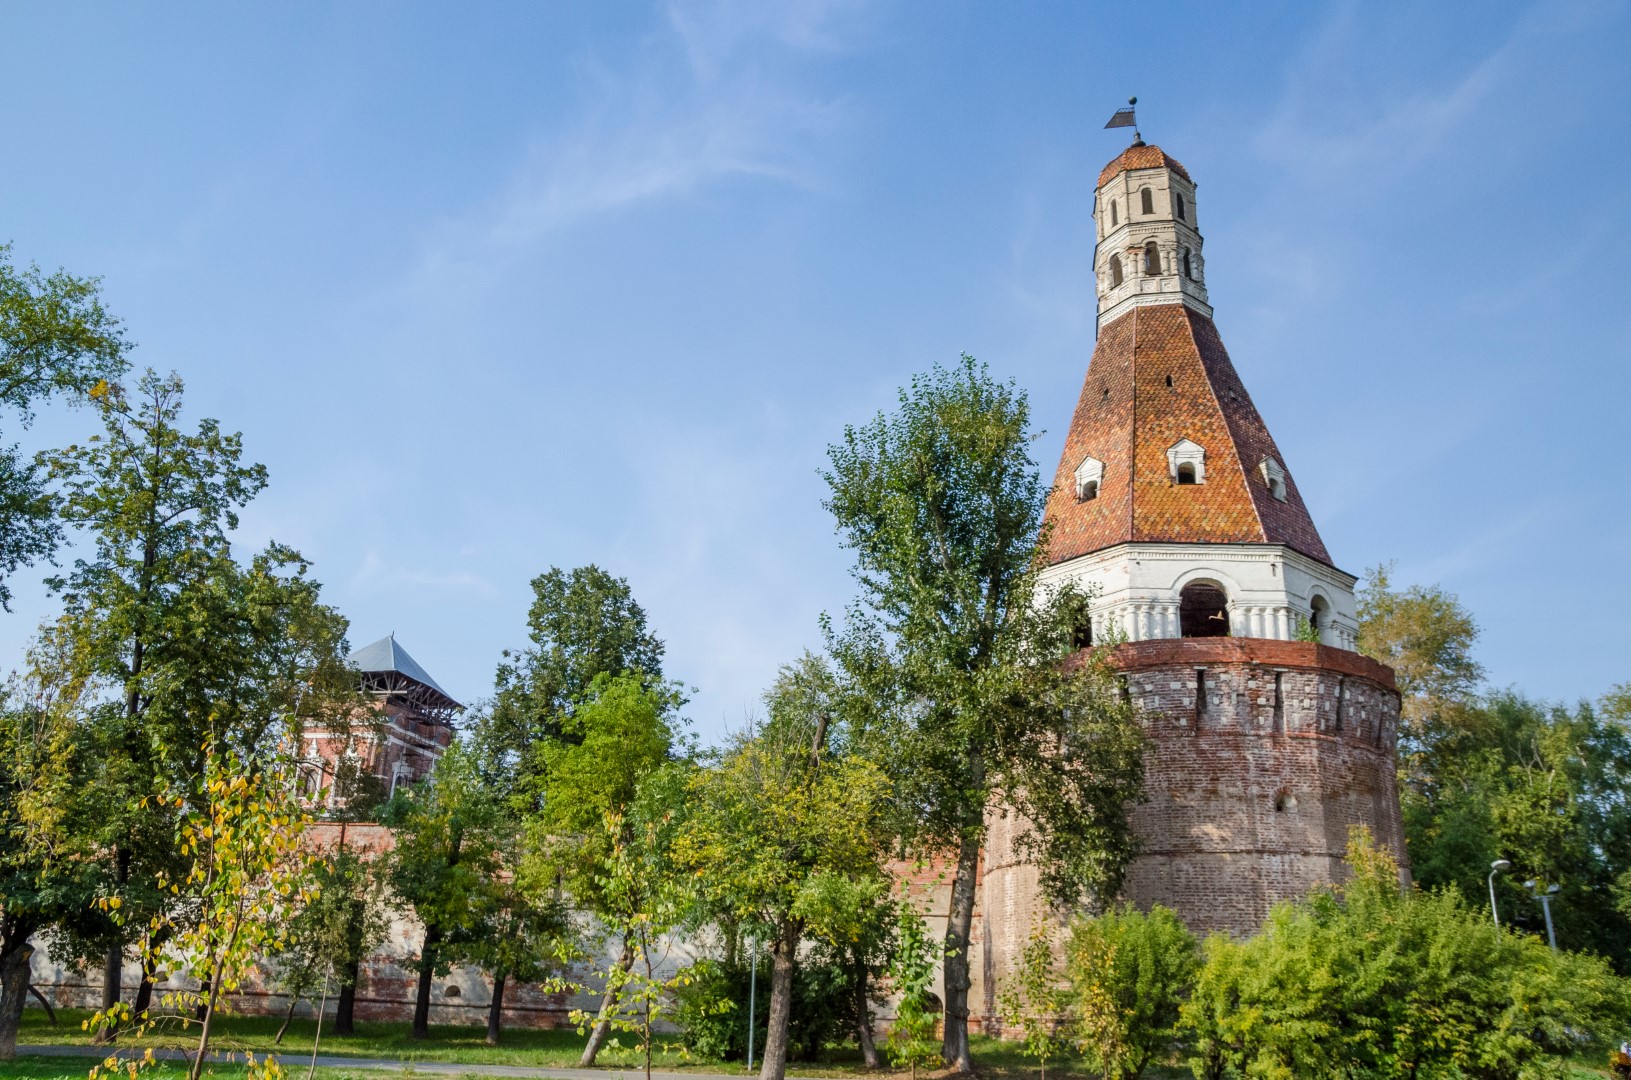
[347,633,460,707]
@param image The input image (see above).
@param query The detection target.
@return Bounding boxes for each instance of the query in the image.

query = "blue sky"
[2,1,1627,741]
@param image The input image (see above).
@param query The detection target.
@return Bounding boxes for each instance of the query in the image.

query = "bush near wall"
[1178,832,1630,1080]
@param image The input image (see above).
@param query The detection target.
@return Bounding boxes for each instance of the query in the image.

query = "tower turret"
[1094,144,1209,328]
[1043,145,1357,648]
[979,136,1406,1018]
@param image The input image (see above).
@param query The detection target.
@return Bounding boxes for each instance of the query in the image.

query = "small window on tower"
[1140,187,1154,215]
[1110,200,1119,227]
[1168,438,1206,483]
[1144,240,1161,275]
[1258,457,1288,502]
[1175,191,1187,221]
[1182,248,1194,279]
[1109,254,1123,287]
[1074,456,1104,501]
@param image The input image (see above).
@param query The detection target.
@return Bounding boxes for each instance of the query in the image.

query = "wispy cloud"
[351,550,497,597]
[414,0,868,283]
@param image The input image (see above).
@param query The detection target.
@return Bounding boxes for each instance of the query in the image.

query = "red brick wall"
[981,639,1404,1020]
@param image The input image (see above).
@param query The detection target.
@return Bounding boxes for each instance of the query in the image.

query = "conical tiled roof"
[1042,304,1331,567]
[1097,143,1191,188]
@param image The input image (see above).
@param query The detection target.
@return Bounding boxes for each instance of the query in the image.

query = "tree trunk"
[94,938,123,1044]
[333,959,360,1036]
[411,924,442,1040]
[757,921,798,1080]
[852,952,879,1069]
[274,994,301,1044]
[189,959,223,1080]
[27,985,58,1026]
[578,934,634,1066]
[940,826,981,1073]
[0,940,34,1061]
[484,972,506,1046]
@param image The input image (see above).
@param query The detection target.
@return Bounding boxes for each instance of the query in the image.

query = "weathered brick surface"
[982,639,1404,1021]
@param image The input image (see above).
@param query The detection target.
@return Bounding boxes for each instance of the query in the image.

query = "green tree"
[89,747,316,1080]
[1402,690,1631,966]
[513,671,686,1065]
[1065,905,1198,1080]
[1356,562,1483,740]
[672,660,894,1080]
[884,900,942,1080]
[465,856,575,1046]
[42,370,355,1027]
[997,920,1070,1080]
[0,632,103,1059]
[566,802,690,1080]
[477,565,666,802]
[822,356,1146,1070]
[43,370,265,1022]
[0,243,128,609]
[269,842,388,1044]
[381,744,506,1040]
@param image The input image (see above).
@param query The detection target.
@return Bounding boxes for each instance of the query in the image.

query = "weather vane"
[1104,95,1143,146]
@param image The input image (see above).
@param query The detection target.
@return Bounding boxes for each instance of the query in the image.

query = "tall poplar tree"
[822,356,1145,1071]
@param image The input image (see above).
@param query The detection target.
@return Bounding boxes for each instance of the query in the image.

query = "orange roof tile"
[1097,144,1191,189]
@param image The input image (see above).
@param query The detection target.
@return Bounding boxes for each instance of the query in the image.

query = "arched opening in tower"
[1180,582,1231,638]
[1309,595,1330,643]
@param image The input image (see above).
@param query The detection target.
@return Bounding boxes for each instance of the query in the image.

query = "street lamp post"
[1487,859,1511,929]
[1524,880,1561,951]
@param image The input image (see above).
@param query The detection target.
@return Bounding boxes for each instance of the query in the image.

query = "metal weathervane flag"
[1105,96,1137,129]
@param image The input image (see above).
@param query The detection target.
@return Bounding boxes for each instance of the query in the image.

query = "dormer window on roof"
[1074,456,1104,501]
[1168,439,1206,484]
[1259,457,1288,501]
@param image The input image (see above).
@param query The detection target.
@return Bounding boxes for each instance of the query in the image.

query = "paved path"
[16,1044,757,1080]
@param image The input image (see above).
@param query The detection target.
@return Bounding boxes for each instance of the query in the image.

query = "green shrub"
[1177,829,1631,1080]
[672,954,857,1062]
[1066,904,1199,1080]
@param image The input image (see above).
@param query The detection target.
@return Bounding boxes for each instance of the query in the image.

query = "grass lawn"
[12,1008,1184,1079]
[12,1010,1611,1079]
[0,1062,389,1080]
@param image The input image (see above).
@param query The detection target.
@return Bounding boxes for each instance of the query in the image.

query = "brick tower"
[981,138,1406,1002]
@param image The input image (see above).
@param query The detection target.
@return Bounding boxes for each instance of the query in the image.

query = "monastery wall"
[26,826,969,1032]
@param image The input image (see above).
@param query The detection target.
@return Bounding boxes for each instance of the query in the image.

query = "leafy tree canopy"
[0,243,129,609]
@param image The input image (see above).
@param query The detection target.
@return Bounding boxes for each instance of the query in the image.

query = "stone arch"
[1308,592,1331,643]
[1144,239,1161,276]
[1109,254,1123,287]
[1179,579,1232,638]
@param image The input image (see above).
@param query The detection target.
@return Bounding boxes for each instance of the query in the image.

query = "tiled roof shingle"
[1097,144,1191,188]
[1042,303,1333,567]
